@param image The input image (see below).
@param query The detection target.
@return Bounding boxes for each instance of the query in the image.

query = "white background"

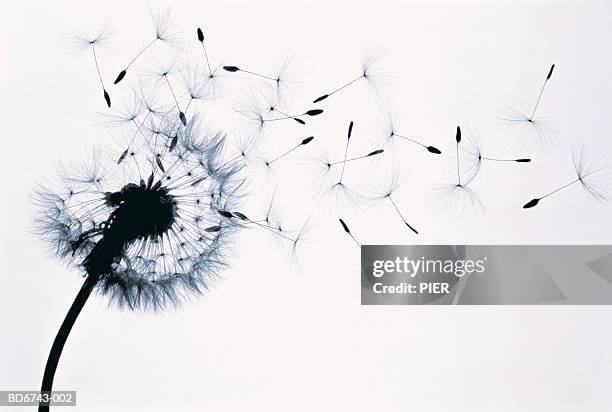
[2,0,612,411]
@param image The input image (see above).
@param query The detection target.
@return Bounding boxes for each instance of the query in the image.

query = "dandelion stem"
[238,68,276,81]
[39,275,99,412]
[481,156,530,162]
[331,154,372,166]
[540,178,580,200]
[456,142,461,186]
[328,74,364,97]
[126,38,158,70]
[91,45,105,92]
[393,133,427,149]
[530,80,547,121]
[164,75,181,113]
[200,43,212,75]
[530,65,554,120]
[268,143,301,165]
[387,195,404,222]
[388,195,418,234]
[339,140,350,183]
[247,219,296,242]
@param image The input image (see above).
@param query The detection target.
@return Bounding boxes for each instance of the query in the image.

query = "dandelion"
[523,144,609,209]
[113,8,182,85]
[499,64,556,143]
[33,114,245,410]
[312,53,387,103]
[65,23,113,108]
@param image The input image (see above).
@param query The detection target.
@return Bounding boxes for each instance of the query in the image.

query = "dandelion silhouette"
[499,64,556,143]
[66,24,112,108]
[114,8,181,85]
[313,53,386,103]
[34,114,245,411]
[523,144,609,209]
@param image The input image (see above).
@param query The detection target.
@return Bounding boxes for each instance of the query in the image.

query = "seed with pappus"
[523,144,610,209]
[65,23,113,108]
[113,8,182,85]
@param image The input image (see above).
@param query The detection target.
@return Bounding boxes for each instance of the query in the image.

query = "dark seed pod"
[197,27,204,42]
[367,149,384,156]
[104,90,111,108]
[547,64,555,80]
[515,158,531,163]
[179,112,187,126]
[151,180,162,191]
[114,70,127,84]
[205,226,222,232]
[339,218,351,234]
[190,177,206,187]
[223,66,240,72]
[218,210,234,218]
[523,198,540,209]
[156,157,165,173]
[427,146,442,154]
[293,118,306,125]
[347,121,354,140]
[117,149,128,164]
[169,135,178,152]
[455,126,461,143]
[313,94,329,103]
[233,212,248,220]
[146,172,154,189]
[406,222,419,234]
[301,136,315,145]
[306,109,323,116]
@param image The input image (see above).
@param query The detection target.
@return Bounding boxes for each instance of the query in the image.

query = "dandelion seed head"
[34,114,246,311]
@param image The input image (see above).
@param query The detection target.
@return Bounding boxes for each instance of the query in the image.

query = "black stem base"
[39,275,99,412]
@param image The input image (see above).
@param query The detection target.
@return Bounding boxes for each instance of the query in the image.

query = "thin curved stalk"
[39,275,99,412]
